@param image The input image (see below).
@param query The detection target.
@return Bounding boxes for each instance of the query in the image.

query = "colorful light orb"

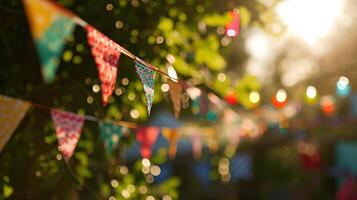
[187,87,201,100]
[249,91,260,104]
[304,85,318,104]
[336,76,351,97]
[272,89,287,108]
[225,10,240,38]
[225,92,238,105]
[320,95,335,116]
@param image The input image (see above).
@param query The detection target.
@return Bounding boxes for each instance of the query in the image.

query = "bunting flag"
[86,25,122,105]
[0,95,31,152]
[193,162,211,187]
[162,128,180,159]
[51,109,84,160]
[230,153,252,182]
[134,61,156,115]
[99,122,122,153]
[23,0,75,83]
[153,163,173,184]
[167,80,183,118]
[189,129,202,160]
[136,126,160,158]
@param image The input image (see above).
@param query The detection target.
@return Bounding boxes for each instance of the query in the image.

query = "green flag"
[99,122,122,153]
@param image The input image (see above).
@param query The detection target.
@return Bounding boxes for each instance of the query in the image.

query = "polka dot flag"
[134,61,156,115]
[99,122,122,153]
[86,25,122,106]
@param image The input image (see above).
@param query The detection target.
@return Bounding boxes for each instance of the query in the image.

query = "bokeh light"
[276,0,343,45]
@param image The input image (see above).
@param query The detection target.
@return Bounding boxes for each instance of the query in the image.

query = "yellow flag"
[162,128,180,159]
[0,95,31,151]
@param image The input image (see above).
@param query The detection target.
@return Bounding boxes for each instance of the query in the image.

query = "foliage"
[0,0,278,199]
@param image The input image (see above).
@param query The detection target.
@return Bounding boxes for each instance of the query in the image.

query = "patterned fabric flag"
[86,25,122,105]
[134,61,156,115]
[230,153,252,182]
[136,126,160,158]
[23,0,75,83]
[162,128,180,159]
[0,95,31,152]
[154,163,173,184]
[167,80,182,118]
[51,109,84,160]
[193,162,211,187]
[99,122,122,153]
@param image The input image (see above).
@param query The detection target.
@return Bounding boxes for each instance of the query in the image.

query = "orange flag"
[162,128,180,159]
[167,80,182,118]
[0,95,31,152]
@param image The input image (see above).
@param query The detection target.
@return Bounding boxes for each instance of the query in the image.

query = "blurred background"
[1,0,357,199]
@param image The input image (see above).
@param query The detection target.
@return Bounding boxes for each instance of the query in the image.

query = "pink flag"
[86,25,121,106]
[189,129,202,160]
[136,127,160,158]
[51,109,84,160]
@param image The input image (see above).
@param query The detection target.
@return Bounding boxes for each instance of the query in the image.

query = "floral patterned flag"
[167,80,182,118]
[162,128,180,159]
[99,122,122,153]
[51,109,84,160]
[0,95,31,152]
[136,127,160,158]
[86,25,122,106]
[134,61,156,115]
[23,0,75,83]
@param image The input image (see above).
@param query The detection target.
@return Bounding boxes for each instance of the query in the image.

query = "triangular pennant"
[167,80,182,118]
[86,25,122,105]
[99,122,122,153]
[193,162,211,187]
[136,126,160,158]
[187,128,202,160]
[162,128,180,159]
[23,0,75,83]
[51,109,84,160]
[0,95,31,152]
[134,61,156,115]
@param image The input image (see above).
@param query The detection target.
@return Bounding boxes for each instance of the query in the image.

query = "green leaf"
[239,6,252,28]
[158,18,174,33]
[3,184,13,198]
[202,13,231,26]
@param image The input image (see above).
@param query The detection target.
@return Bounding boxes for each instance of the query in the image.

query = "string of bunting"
[0,94,215,161]
[23,0,184,117]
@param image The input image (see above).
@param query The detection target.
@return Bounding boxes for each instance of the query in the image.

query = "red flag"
[51,109,84,160]
[136,127,160,158]
[86,25,121,105]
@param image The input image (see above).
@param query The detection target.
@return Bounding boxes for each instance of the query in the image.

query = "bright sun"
[276,0,343,45]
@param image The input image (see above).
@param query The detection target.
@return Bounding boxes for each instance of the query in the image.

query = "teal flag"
[99,122,122,153]
[35,16,75,83]
[134,61,156,115]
